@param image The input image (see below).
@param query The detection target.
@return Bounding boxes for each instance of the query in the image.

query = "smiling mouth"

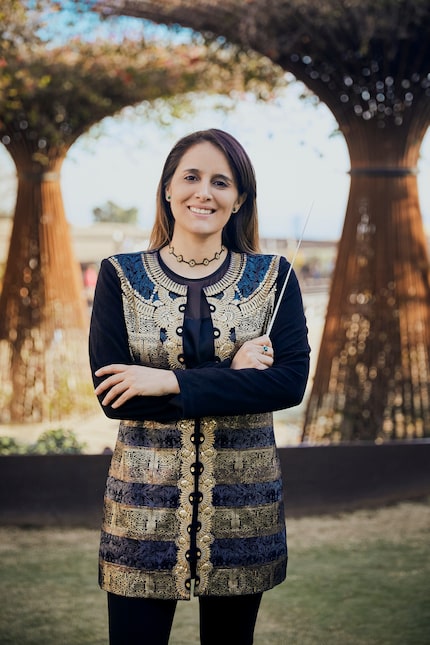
[189,206,214,215]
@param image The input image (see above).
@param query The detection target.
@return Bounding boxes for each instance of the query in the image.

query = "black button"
[191,433,205,445]
[190,462,204,475]
[189,492,203,504]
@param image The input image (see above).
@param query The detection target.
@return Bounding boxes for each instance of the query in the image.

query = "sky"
[62,83,355,240]
[1,80,429,241]
[1,6,430,241]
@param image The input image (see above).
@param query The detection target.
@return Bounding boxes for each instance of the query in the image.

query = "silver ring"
[263,345,269,353]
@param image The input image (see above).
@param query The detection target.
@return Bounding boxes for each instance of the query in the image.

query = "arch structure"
[96,0,430,442]
[0,28,283,423]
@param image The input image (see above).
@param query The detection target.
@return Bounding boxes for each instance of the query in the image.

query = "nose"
[195,182,212,201]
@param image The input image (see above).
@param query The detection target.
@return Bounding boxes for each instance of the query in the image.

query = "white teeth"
[189,207,213,214]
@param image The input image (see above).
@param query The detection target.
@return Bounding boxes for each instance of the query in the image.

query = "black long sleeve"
[89,255,310,421]
[89,259,184,421]
[175,261,310,418]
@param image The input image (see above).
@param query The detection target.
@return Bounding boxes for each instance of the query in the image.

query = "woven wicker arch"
[95,0,430,441]
[0,26,283,422]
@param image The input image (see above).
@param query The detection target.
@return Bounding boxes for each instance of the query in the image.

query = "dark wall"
[1,441,429,528]
[279,441,430,516]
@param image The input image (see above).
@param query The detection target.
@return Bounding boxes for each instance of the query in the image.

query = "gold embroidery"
[110,252,280,368]
[198,557,287,597]
[212,502,284,538]
[206,254,280,359]
[195,418,217,590]
[174,418,217,596]
[103,498,177,541]
[214,446,281,484]
[174,419,194,595]
[120,419,174,430]
[109,440,181,485]
[100,561,182,600]
[215,412,274,430]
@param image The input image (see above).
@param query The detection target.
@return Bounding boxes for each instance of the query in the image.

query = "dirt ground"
[286,498,430,550]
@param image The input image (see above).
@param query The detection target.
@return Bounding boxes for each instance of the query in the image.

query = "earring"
[232,206,238,213]
[166,194,171,201]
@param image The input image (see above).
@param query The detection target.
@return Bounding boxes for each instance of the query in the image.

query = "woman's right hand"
[231,335,274,370]
[94,364,180,408]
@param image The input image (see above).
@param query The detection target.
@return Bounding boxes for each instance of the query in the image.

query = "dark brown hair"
[148,128,260,253]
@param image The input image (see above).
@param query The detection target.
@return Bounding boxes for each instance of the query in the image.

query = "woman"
[89,128,310,644]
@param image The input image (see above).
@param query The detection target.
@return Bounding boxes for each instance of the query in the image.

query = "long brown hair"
[148,128,260,253]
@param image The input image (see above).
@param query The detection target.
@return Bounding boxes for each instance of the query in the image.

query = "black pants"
[107,591,263,645]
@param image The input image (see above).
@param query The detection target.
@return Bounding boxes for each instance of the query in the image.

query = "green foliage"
[28,428,87,454]
[0,428,87,455]
[0,435,24,455]
[0,0,286,169]
[93,200,138,224]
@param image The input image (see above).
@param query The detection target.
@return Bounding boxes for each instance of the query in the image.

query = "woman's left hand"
[94,364,180,408]
[231,335,274,370]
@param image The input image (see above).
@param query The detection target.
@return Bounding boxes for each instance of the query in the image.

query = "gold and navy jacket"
[90,250,310,600]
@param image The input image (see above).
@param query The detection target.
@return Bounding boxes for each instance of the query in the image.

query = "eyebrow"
[183,168,233,183]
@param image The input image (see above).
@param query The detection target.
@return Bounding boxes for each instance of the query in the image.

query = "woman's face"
[166,141,244,242]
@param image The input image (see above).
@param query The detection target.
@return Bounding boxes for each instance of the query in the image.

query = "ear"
[233,193,246,213]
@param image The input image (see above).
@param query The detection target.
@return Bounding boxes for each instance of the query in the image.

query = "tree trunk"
[0,155,91,423]
[303,116,430,441]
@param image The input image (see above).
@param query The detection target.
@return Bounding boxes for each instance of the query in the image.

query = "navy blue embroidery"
[212,480,283,507]
[114,252,157,301]
[118,424,182,449]
[100,532,178,570]
[105,477,179,508]
[214,426,274,450]
[235,255,274,299]
[210,531,287,567]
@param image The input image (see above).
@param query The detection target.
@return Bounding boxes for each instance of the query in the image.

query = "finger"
[110,391,133,408]
[254,360,271,370]
[94,379,112,396]
[101,383,126,406]
[102,382,135,406]
[259,344,273,357]
[94,373,125,396]
[95,364,126,377]
[258,356,274,367]
[256,335,272,347]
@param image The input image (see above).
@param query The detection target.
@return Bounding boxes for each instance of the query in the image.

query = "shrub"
[28,428,87,455]
[0,436,24,455]
[0,429,87,455]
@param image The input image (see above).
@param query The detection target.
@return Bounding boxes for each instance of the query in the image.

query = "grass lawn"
[0,501,429,644]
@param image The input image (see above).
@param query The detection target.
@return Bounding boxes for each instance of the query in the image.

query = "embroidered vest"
[99,250,287,600]
[109,250,280,368]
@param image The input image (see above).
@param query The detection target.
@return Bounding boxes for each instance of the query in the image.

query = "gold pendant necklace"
[168,244,225,267]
